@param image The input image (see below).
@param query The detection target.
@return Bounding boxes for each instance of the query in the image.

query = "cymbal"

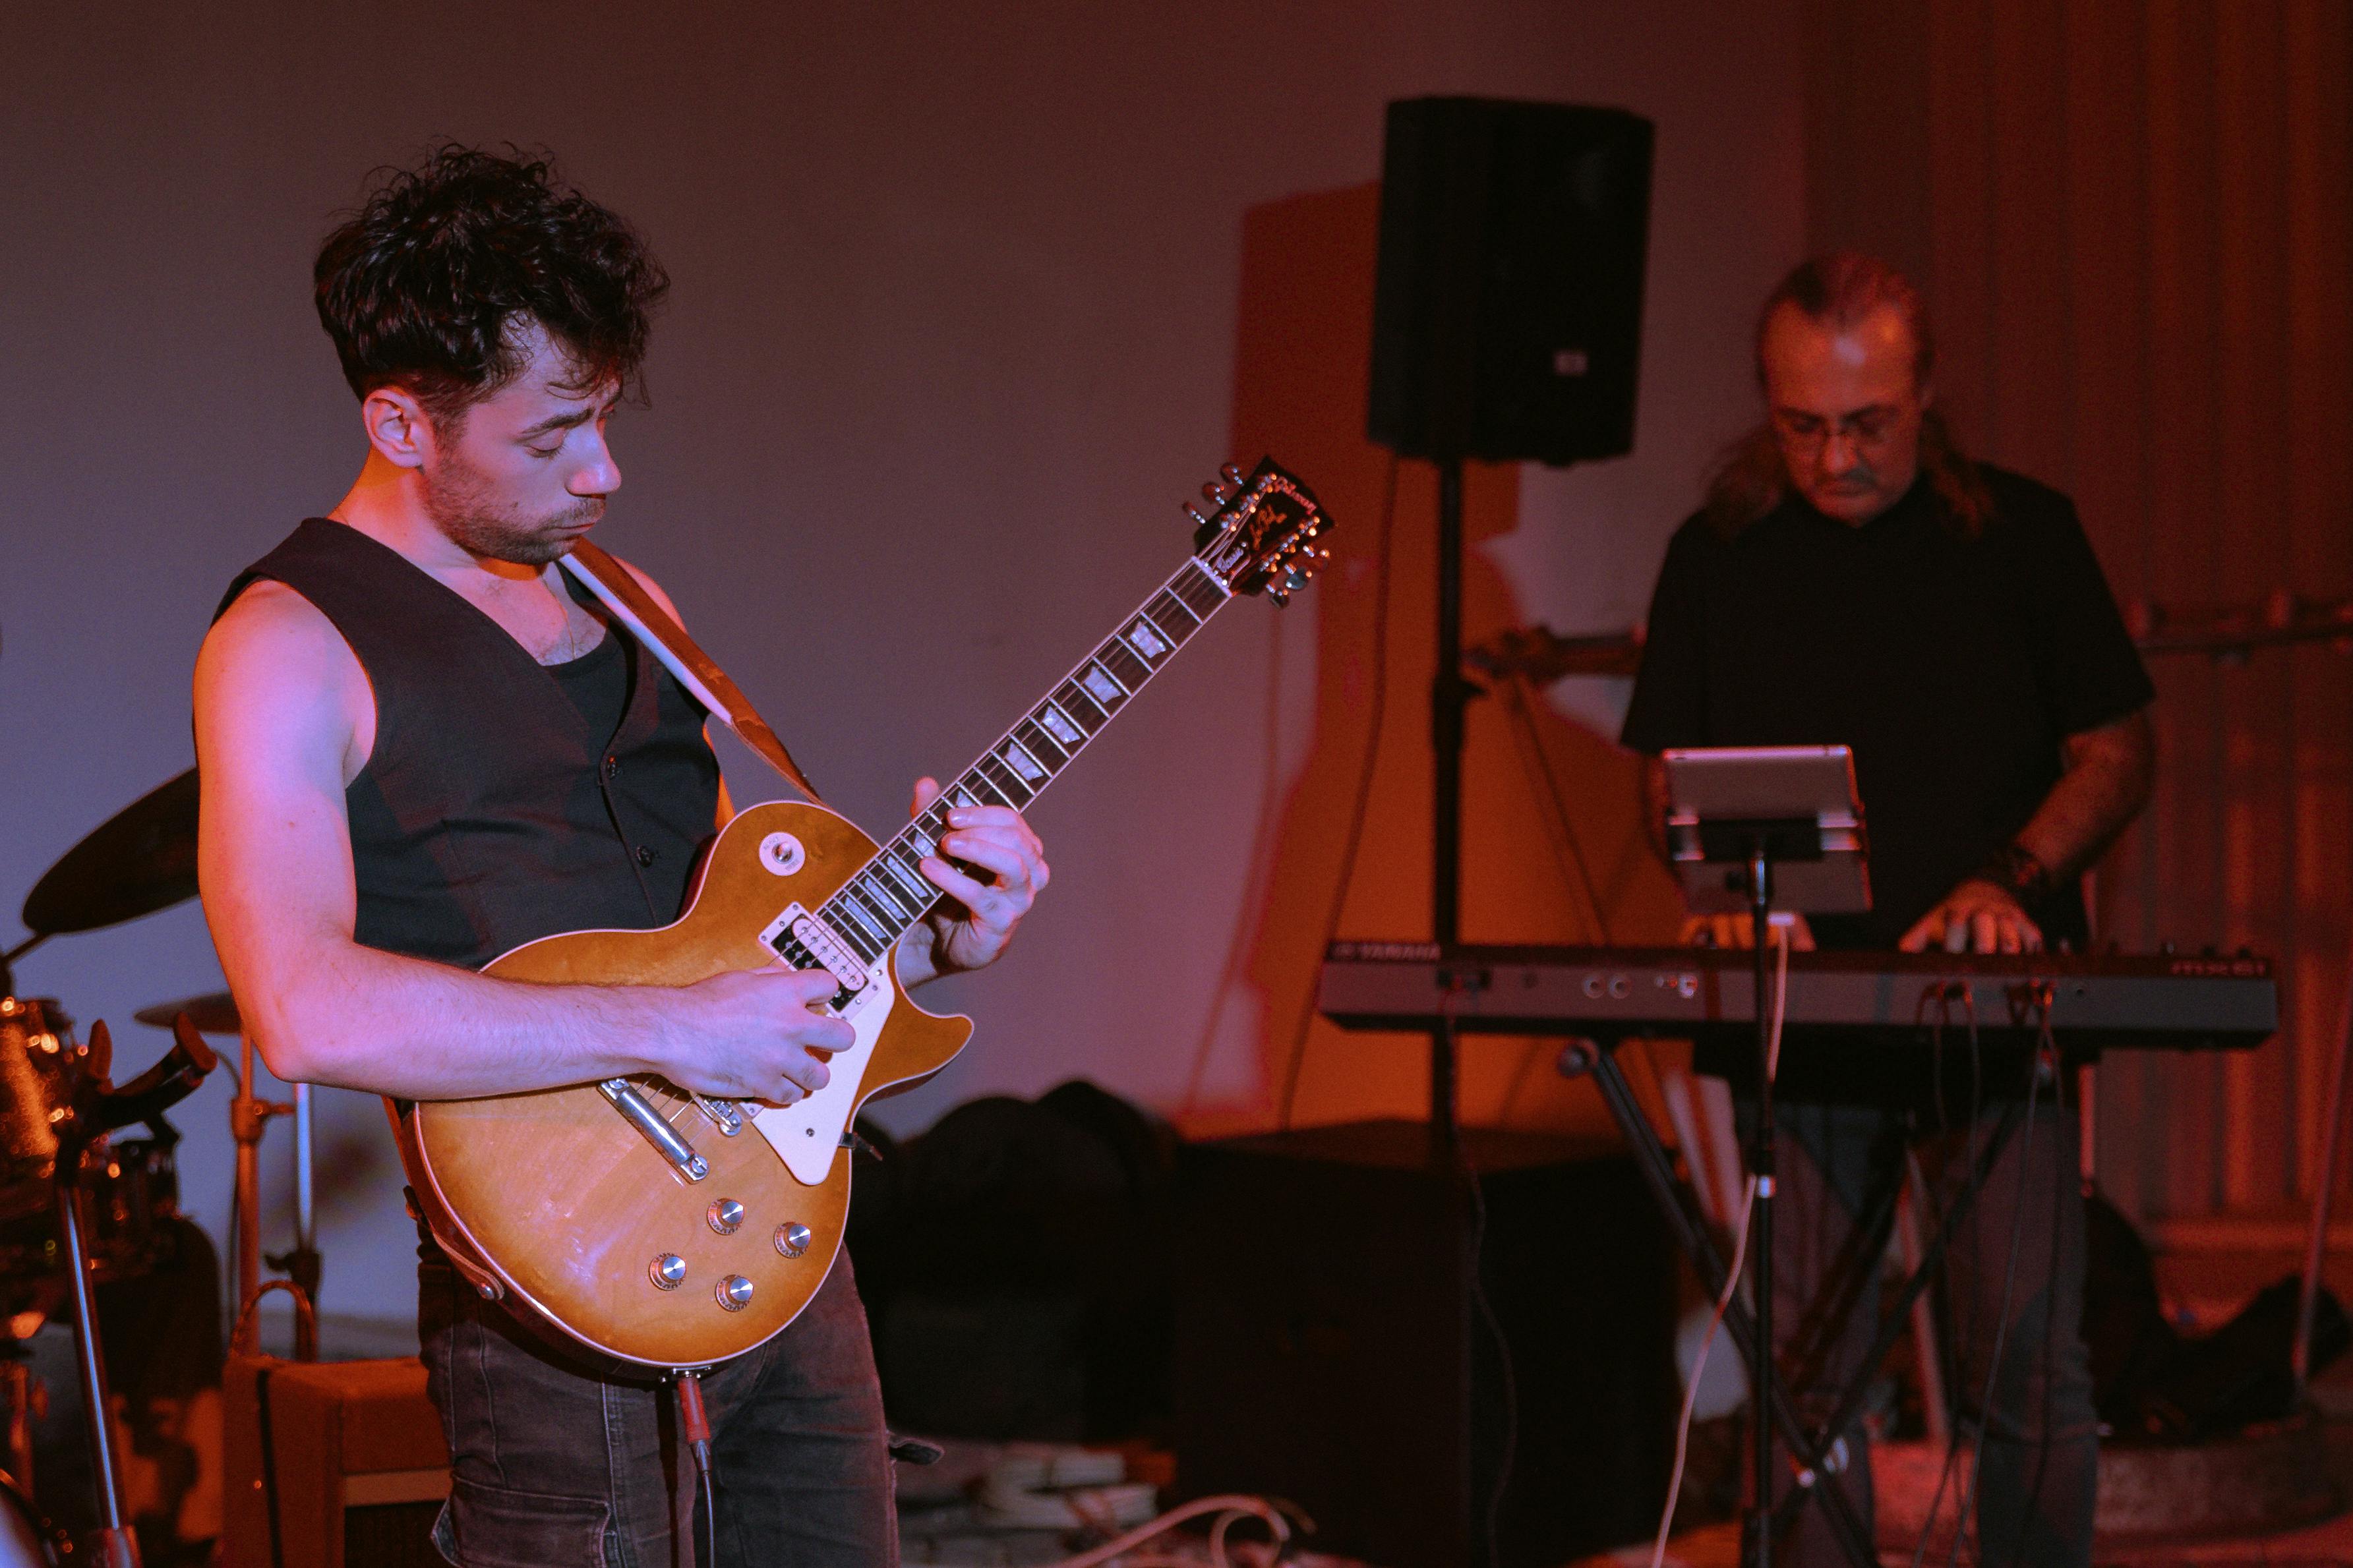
[133,992,240,1036]
[20,769,198,938]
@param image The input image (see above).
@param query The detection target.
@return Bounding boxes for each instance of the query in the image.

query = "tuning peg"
[1183,503,1210,525]
[1282,566,1307,591]
[1220,463,1245,486]
[1265,584,1291,606]
[1202,481,1229,504]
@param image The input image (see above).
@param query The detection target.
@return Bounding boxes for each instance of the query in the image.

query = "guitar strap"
[558,540,825,804]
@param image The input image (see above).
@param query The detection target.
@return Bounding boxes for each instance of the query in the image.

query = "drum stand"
[230,1035,316,1359]
[54,1151,135,1568]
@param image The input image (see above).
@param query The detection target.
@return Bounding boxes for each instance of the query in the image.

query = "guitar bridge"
[694,1095,744,1136]
[597,1078,708,1181]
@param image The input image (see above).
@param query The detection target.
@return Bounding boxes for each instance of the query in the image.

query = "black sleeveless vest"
[217,519,721,970]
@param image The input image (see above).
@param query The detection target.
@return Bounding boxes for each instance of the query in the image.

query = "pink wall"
[0,3,1803,1326]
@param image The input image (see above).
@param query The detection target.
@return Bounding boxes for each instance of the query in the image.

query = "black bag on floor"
[845,1080,1177,1441]
[2135,1275,2351,1441]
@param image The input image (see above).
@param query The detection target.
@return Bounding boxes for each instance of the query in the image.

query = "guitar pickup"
[760,904,881,1014]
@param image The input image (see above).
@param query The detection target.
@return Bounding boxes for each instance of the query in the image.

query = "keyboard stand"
[1559,1036,2029,1568]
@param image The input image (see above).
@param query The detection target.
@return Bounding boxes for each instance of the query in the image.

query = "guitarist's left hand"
[897,776,1051,985]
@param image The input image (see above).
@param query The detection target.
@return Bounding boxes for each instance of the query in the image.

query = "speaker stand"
[1429,455,1473,1159]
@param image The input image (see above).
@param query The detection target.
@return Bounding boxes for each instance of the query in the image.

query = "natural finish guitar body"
[396,799,972,1370]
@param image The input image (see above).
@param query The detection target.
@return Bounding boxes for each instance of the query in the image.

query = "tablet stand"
[1665,751,1869,1568]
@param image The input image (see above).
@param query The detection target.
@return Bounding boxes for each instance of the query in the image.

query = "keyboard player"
[1621,253,2155,1568]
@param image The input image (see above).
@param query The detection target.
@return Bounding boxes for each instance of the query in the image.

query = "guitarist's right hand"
[665,968,855,1105]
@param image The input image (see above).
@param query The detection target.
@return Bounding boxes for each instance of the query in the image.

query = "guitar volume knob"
[649,1254,686,1291]
[775,1222,812,1259]
[707,1198,744,1235]
[717,1275,754,1312]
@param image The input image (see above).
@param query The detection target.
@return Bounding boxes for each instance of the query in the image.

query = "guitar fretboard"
[771,556,1232,972]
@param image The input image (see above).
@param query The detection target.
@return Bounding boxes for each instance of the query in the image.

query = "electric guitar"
[394,458,1332,1368]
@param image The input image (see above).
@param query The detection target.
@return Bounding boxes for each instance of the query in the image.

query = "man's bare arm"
[195,584,847,1103]
[2013,707,2155,883]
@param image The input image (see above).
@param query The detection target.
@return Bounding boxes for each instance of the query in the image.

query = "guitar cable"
[1936,1009,2054,1568]
[674,1370,717,1568]
[1905,1003,2044,1568]
[1903,990,1977,1568]
[1648,918,1787,1568]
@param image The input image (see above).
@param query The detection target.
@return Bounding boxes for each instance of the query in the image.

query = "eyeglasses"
[1770,405,1905,453]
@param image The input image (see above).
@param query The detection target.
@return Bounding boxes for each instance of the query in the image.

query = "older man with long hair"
[1624,252,2156,1567]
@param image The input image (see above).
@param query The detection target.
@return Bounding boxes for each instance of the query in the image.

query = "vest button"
[602,755,620,781]
[636,846,656,867]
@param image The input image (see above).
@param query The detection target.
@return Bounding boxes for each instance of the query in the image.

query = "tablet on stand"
[1661,744,1871,1568]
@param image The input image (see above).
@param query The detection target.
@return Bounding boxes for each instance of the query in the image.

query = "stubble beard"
[423,449,603,567]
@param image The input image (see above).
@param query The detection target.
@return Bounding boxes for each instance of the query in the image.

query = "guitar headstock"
[1186,457,1333,606]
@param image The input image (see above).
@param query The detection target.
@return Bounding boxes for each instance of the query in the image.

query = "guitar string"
[634,530,1282,1122]
[637,566,1227,1120]
[808,555,1234,962]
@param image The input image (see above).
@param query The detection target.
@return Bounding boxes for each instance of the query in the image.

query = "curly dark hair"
[313,144,669,424]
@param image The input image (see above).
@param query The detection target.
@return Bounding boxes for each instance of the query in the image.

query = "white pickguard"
[749,923,897,1186]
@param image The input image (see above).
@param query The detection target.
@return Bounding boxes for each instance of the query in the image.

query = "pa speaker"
[1171,1120,1677,1568]
[1369,97,1654,466]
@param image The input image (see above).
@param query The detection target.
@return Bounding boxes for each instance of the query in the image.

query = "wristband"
[1977,842,2054,907]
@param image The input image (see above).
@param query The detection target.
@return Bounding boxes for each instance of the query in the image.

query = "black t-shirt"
[1621,464,2153,952]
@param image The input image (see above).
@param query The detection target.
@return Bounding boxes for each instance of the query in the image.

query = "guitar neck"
[808,556,1236,966]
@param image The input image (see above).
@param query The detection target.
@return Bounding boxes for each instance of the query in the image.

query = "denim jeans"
[419,1250,897,1568]
[1749,1097,2098,1568]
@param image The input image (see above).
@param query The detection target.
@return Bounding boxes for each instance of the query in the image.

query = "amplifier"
[1172,1120,1675,1567]
[222,1355,448,1568]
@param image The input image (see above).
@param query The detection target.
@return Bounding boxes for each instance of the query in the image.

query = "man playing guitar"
[194,144,1048,1565]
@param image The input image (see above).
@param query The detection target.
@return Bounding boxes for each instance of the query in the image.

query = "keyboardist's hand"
[1680,912,1815,950]
[1899,879,2044,955]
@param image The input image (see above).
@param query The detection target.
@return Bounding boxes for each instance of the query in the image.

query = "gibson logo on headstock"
[1197,459,1328,602]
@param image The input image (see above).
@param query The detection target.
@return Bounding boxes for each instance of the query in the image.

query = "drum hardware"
[228,1279,318,1364]
[128,993,237,1039]
[16,772,199,952]
[0,774,225,1565]
[9,1010,219,1568]
[0,1356,35,1515]
[146,995,320,1360]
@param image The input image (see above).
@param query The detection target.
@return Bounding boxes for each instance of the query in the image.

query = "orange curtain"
[1805,0,2353,1220]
